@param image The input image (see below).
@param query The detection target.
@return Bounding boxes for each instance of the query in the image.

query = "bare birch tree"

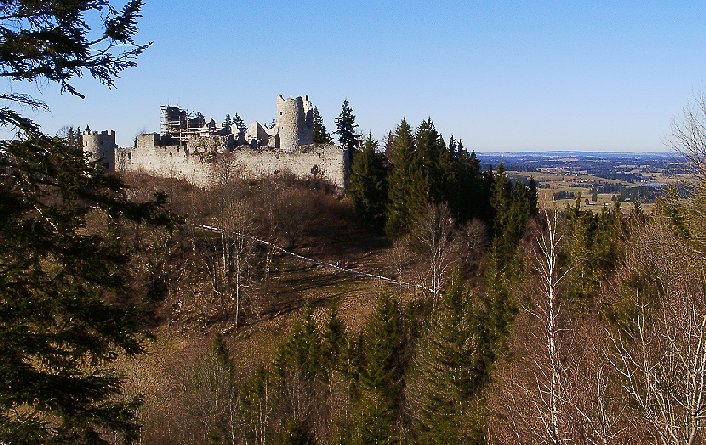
[537,211,568,444]
[409,203,460,302]
[608,221,706,445]
[671,93,706,180]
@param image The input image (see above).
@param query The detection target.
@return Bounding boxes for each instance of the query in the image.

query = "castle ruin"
[82,128,117,172]
[82,95,350,188]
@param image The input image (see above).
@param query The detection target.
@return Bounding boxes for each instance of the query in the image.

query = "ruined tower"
[82,129,116,171]
[275,95,314,151]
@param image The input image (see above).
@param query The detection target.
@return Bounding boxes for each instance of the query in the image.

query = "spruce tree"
[312,106,332,144]
[413,118,455,204]
[348,134,388,231]
[321,309,349,376]
[272,308,323,442]
[0,2,171,442]
[454,149,483,222]
[386,119,425,237]
[407,276,487,444]
[233,113,246,136]
[275,306,322,379]
[352,294,406,443]
[334,99,359,154]
[222,113,233,133]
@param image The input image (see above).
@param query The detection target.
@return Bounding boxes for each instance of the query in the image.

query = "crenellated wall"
[82,129,116,171]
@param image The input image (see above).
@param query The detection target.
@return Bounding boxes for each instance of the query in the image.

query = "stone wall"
[119,140,349,188]
[100,95,346,188]
[232,144,349,187]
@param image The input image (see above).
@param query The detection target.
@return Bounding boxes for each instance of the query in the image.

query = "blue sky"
[14,0,706,151]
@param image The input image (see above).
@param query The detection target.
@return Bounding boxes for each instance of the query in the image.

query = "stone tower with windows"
[81,129,117,171]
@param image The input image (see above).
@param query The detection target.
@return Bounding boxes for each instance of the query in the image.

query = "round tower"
[82,129,116,171]
[276,95,314,151]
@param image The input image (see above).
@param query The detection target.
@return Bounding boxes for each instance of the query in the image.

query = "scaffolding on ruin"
[160,105,211,146]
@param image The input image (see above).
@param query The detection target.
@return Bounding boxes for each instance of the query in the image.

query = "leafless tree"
[490,211,627,444]
[210,154,243,187]
[409,202,460,302]
[608,221,706,445]
[202,188,259,328]
[386,236,412,290]
[535,211,569,444]
[671,93,706,180]
[458,218,488,276]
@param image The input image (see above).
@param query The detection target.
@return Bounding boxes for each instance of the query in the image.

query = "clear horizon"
[9,1,706,151]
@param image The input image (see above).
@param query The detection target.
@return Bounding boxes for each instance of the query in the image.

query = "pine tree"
[275,306,322,379]
[312,106,332,144]
[386,119,425,237]
[413,118,455,204]
[347,134,388,231]
[334,99,359,155]
[352,294,406,443]
[407,276,487,444]
[222,113,233,133]
[0,2,170,442]
[233,113,246,135]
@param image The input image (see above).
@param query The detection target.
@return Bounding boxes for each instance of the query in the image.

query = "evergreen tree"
[386,119,425,237]
[352,294,406,442]
[312,106,332,144]
[0,2,171,442]
[334,99,359,154]
[321,309,349,376]
[407,276,487,444]
[489,164,534,271]
[351,390,396,445]
[384,130,395,159]
[413,118,455,204]
[449,134,458,159]
[478,246,517,371]
[348,134,388,231]
[275,306,322,379]
[222,113,233,133]
[453,149,483,222]
[233,113,246,135]
[529,178,539,215]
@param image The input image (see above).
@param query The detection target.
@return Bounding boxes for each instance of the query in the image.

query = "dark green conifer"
[275,306,322,379]
[414,118,455,204]
[312,106,332,143]
[233,113,246,135]
[407,276,487,444]
[347,134,388,231]
[351,294,406,443]
[386,119,425,237]
[222,113,232,133]
[334,99,359,154]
